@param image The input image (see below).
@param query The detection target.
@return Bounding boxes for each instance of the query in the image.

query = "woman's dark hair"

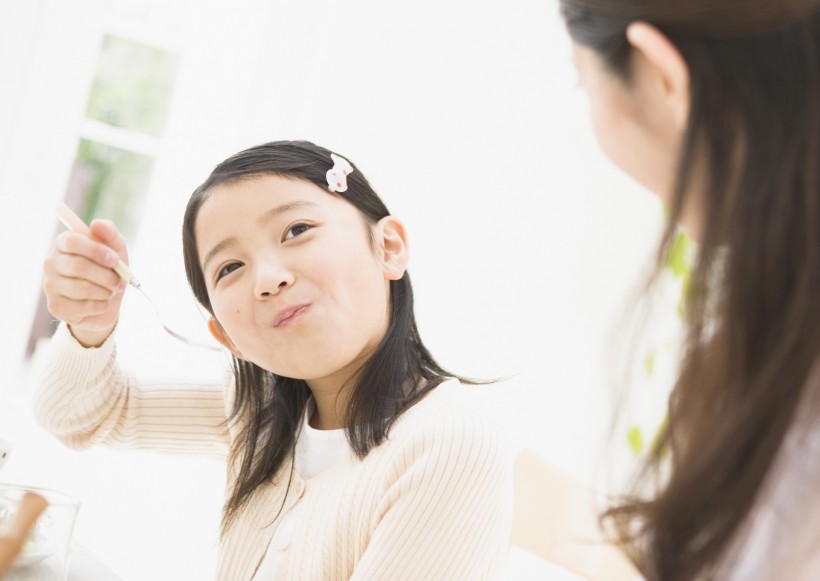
[561,1,820,579]
[182,140,464,534]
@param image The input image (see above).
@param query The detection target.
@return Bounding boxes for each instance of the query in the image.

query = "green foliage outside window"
[85,35,179,137]
[74,139,154,241]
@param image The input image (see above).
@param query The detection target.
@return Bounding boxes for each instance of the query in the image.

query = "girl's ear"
[376,216,409,281]
[626,22,690,131]
[207,318,245,359]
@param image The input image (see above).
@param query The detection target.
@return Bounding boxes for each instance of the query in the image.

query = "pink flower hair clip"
[326,153,354,193]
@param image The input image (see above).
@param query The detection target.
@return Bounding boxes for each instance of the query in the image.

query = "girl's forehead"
[194,174,359,237]
[206,174,329,204]
[197,175,339,224]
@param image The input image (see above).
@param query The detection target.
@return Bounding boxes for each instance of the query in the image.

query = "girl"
[560,1,820,579]
[36,140,513,580]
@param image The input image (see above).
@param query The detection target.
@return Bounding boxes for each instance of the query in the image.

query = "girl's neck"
[306,375,351,430]
[305,347,375,430]
[308,390,346,430]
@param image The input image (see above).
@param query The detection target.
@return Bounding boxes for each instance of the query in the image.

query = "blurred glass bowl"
[0,484,80,579]
[0,439,12,472]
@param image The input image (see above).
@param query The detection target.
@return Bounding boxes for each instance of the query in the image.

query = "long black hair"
[182,140,465,533]
[561,1,820,579]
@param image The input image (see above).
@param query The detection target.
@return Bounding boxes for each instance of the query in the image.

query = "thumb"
[88,219,129,259]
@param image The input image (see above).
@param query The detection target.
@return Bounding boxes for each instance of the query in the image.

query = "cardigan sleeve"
[32,323,231,458]
[350,406,514,580]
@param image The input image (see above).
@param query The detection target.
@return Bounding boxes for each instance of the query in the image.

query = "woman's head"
[571,23,688,218]
[564,0,820,236]
[183,142,408,387]
[562,2,820,580]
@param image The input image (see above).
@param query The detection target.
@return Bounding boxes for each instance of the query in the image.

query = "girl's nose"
[254,262,294,299]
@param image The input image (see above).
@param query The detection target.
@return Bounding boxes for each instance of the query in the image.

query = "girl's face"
[196,175,405,389]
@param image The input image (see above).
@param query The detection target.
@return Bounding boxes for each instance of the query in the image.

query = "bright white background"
[0,0,674,579]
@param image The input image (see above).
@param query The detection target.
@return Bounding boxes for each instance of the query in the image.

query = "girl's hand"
[43,219,130,347]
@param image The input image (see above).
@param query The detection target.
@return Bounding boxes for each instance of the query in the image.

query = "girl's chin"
[252,362,328,381]
[250,349,357,380]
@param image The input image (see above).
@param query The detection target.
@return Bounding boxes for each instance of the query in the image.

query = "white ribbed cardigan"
[34,324,514,580]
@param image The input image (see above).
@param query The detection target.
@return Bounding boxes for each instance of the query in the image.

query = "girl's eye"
[284,223,312,241]
[216,262,243,281]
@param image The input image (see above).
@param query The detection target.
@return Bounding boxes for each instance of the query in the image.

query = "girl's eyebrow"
[256,200,318,227]
[202,200,319,270]
[202,237,237,271]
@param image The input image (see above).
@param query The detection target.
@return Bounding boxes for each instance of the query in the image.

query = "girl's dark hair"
[561,1,820,579]
[182,140,464,534]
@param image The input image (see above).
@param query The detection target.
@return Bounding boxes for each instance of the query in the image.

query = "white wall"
[0,0,673,579]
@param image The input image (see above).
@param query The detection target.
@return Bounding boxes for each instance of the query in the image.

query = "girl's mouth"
[273,304,311,327]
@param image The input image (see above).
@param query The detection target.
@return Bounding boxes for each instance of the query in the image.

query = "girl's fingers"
[47,276,119,302]
[88,219,129,259]
[42,226,129,333]
[45,295,111,325]
[56,231,123,269]
[48,253,121,293]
